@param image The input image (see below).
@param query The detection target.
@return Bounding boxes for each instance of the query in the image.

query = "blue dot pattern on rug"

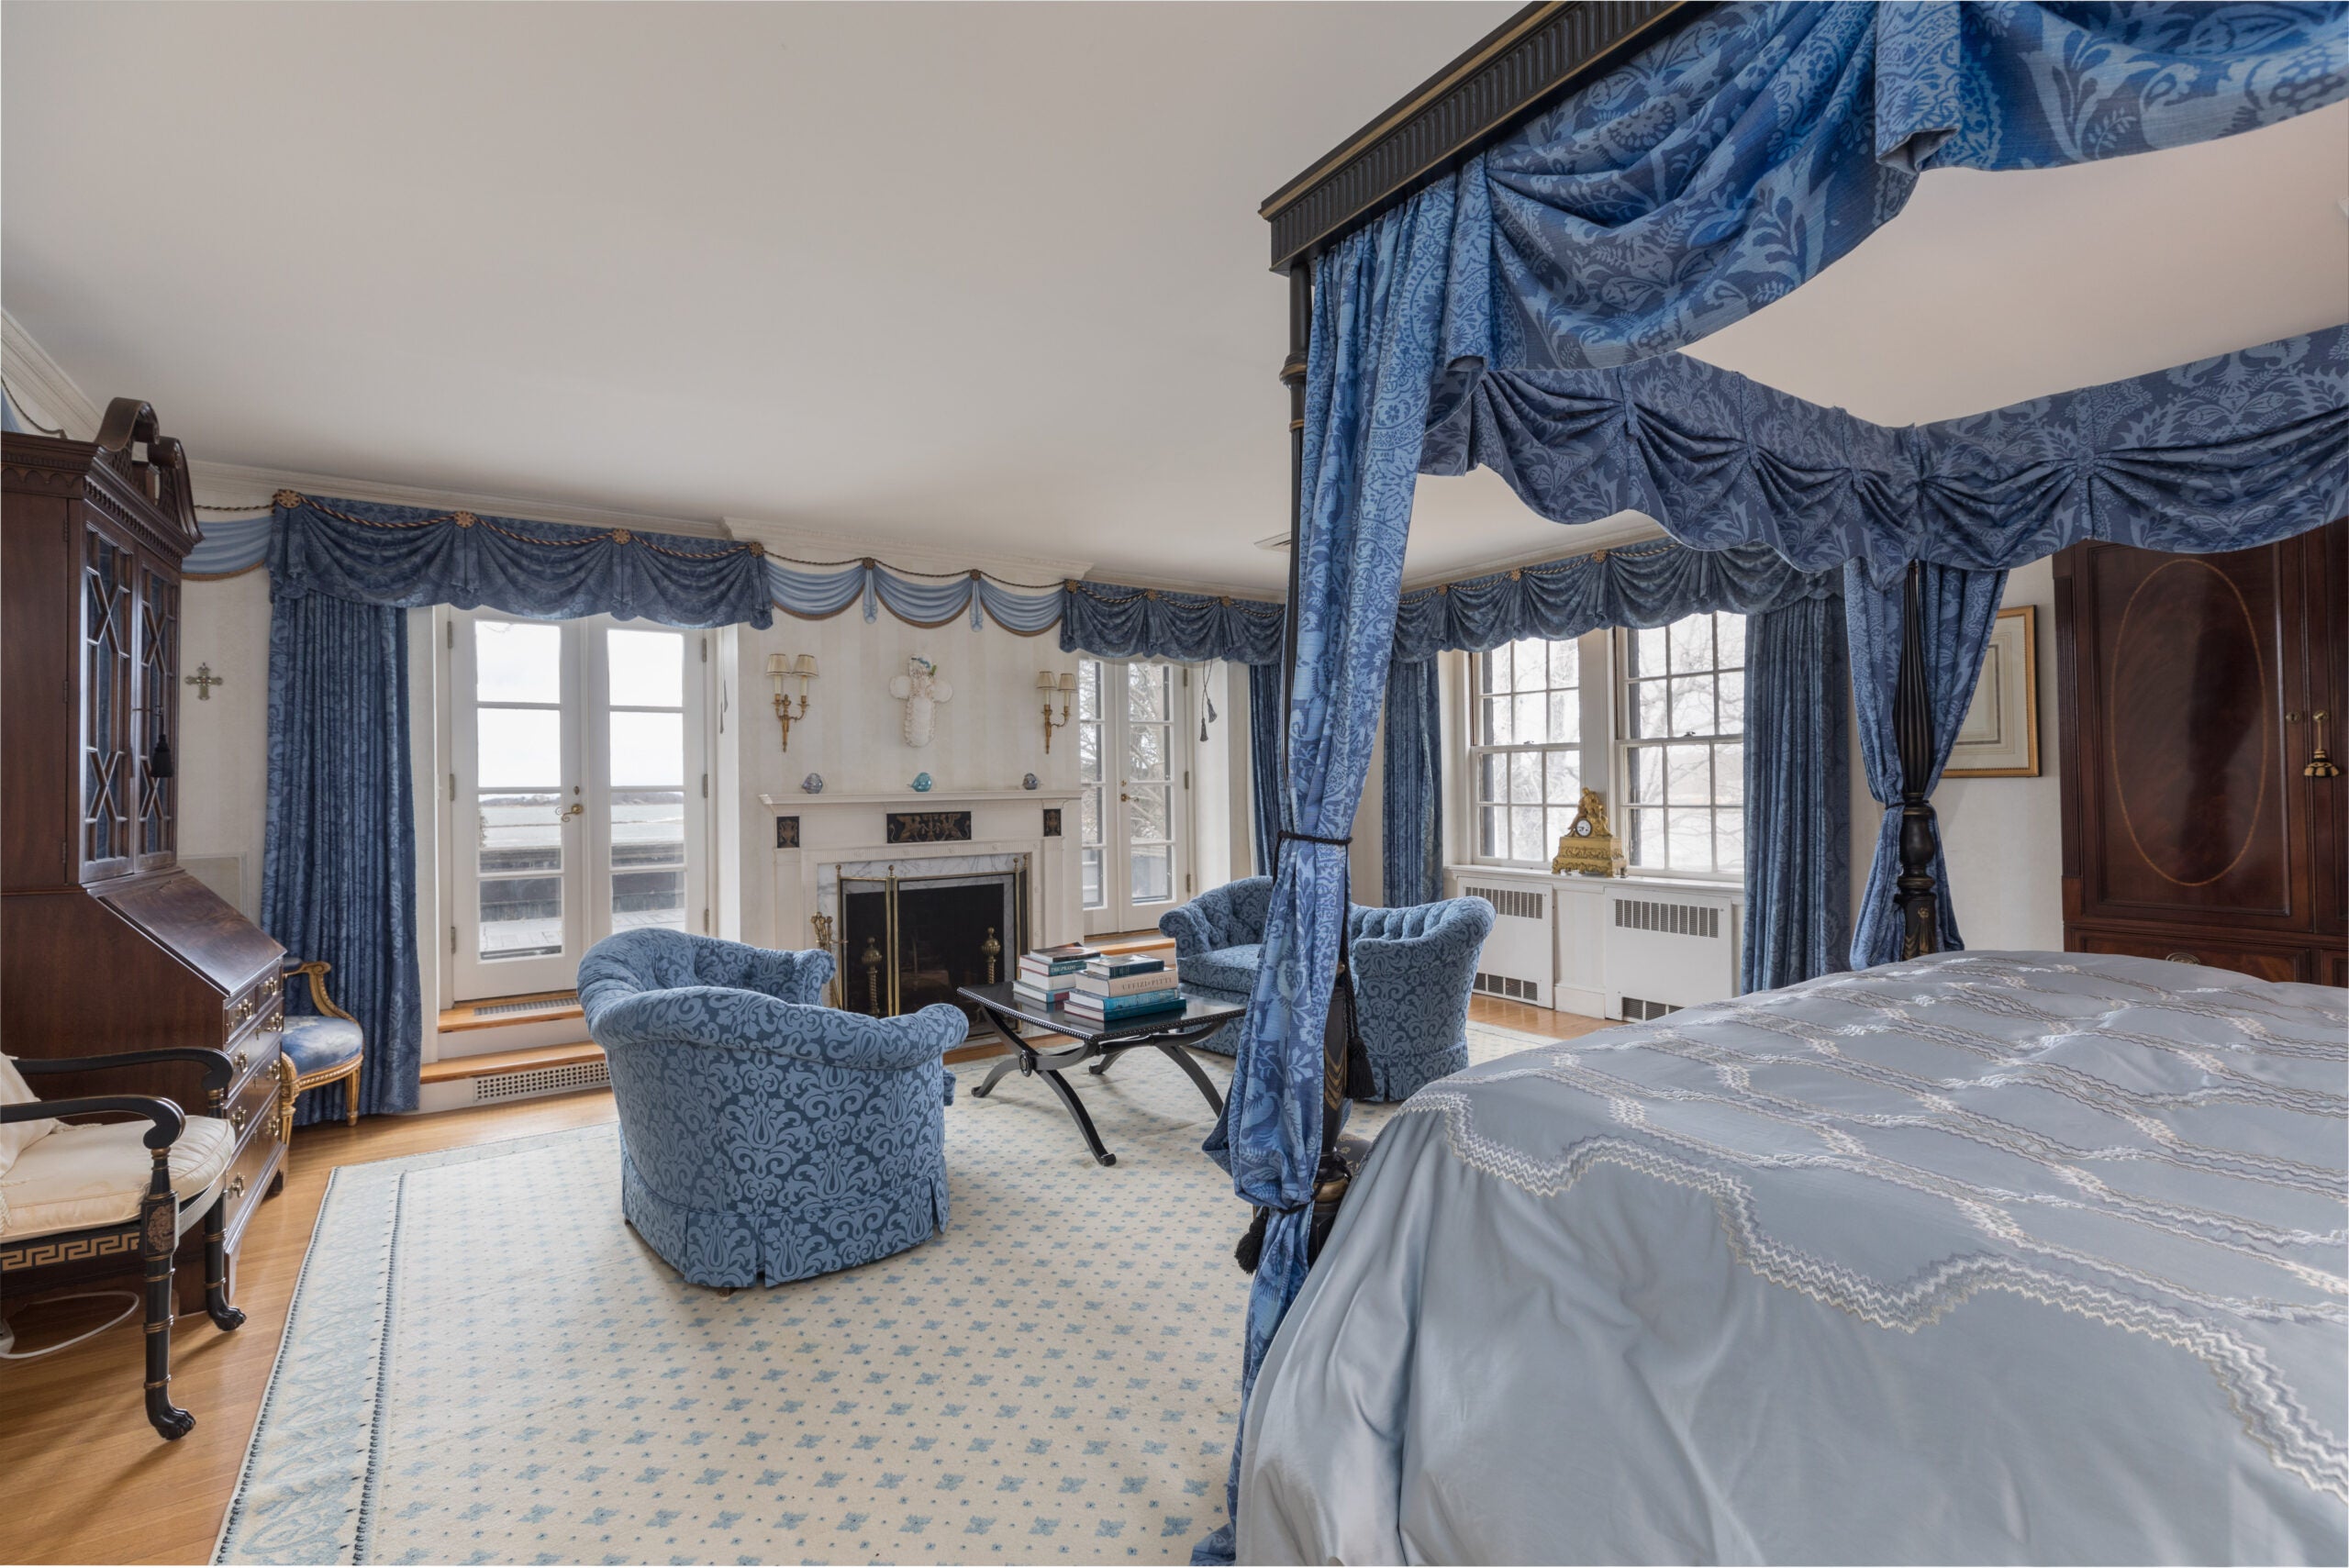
[214,1023,1550,1565]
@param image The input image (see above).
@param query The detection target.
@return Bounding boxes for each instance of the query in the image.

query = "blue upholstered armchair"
[578,929,966,1288]
[1159,877,1494,1101]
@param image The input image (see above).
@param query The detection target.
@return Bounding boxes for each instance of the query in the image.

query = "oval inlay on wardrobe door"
[2109,559,2270,887]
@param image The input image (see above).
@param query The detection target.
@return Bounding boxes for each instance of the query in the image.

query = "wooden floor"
[0,994,1602,1565]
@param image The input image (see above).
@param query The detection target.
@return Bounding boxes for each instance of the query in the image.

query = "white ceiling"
[6,4,2345,595]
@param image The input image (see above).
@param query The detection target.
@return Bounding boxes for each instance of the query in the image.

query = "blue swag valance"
[1434,1,2349,373]
[1424,327,2349,586]
[264,492,774,628]
[1058,579,1286,664]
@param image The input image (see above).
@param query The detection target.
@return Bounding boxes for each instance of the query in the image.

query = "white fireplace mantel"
[759,788,1079,807]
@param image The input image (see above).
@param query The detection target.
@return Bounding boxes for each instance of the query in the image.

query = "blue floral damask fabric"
[579,929,966,1289]
[1423,327,2349,586]
[269,495,773,628]
[1438,1,2348,372]
[1193,185,1455,1566]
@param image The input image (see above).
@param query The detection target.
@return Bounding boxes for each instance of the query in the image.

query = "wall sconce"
[1037,669,1076,752]
[767,651,818,751]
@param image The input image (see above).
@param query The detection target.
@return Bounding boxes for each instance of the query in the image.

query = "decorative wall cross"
[185,663,225,701]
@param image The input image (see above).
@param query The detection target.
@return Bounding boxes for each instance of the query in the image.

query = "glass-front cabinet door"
[449,611,707,1001]
[135,558,181,870]
[1076,657,1191,936]
[78,519,136,881]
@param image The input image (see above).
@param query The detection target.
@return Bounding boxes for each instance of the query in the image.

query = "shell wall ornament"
[887,656,952,748]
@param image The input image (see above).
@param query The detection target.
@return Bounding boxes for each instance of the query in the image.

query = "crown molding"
[722,515,1092,584]
[185,457,734,539]
[1,309,105,439]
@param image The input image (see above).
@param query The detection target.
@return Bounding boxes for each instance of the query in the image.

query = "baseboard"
[1549,984,1609,1019]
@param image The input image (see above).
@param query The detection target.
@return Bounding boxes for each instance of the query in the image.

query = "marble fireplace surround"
[760,788,1086,973]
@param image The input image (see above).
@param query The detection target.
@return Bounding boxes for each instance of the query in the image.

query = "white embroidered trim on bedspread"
[1394,953,2349,1503]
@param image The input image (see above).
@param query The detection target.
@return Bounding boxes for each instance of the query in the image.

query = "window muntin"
[1469,636,1582,866]
[1620,610,1745,876]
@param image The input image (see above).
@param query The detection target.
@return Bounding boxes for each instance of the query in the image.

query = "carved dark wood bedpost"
[1893,561,1943,959]
[1277,261,1308,796]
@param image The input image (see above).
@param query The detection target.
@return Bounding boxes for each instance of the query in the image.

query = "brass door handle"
[562,803,585,819]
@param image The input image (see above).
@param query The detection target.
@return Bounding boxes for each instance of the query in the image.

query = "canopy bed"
[1209,2,2349,1562]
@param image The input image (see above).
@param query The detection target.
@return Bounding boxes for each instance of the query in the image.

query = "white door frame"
[1077,656,1195,937]
[445,610,716,1002]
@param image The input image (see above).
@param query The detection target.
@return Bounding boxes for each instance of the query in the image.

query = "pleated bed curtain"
[260,494,773,1125]
[1201,3,2349,1558]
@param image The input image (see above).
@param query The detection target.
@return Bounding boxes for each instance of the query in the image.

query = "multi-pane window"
[606,629,689,936]
[1075,656,1186,929]
[1620,611,1745,875]
[1469,636,1582,865]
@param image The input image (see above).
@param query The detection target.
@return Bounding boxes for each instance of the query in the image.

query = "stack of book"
[1013,943,1099,1009]
[1062,951,1184,1025]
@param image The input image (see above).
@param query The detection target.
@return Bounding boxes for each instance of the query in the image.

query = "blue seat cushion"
[282,1015,364,1075]
[1183,943,1262,995]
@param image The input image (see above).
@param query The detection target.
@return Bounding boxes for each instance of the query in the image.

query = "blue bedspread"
[1238,952,2348,1564]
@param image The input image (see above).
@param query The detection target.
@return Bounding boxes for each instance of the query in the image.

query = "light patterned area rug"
[216,1023,1556,1565]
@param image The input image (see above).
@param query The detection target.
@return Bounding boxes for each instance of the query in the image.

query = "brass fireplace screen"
[818,865,1030,1025]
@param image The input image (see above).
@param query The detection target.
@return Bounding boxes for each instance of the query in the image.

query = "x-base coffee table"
[956,981,1240,1166]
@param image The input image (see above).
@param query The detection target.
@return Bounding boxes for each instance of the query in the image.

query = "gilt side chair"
[279,957,364,1126]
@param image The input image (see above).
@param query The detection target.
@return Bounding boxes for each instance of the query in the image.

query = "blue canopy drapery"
[1439,1,2349,373]
[1195,182,1456,1565]
[1379,540,1849,991]
[1208,6,2348,1557]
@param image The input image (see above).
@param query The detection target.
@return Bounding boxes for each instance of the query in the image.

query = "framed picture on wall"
[1944,605,2039,777]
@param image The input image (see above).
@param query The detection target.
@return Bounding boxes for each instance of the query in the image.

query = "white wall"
[176,572,273,920]
[1846,558,2064,954]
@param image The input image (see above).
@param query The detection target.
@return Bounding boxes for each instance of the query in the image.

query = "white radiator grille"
[1620,995,1683,1022]
[468,992,579,1019]
[1613,898,1720,940]
[1474,972,1541,1001]
[1463,884,1544,921]
[473,1059,609,1104]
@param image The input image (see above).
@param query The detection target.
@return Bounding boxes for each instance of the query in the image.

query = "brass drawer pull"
[233,1049,250,1072]
[227,1174,246,1199]
[230,1107,248,1133]
[2165,951,2201,965]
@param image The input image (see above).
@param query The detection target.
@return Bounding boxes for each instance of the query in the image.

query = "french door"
[450,611,708,1000]
[1075,658,1193,936]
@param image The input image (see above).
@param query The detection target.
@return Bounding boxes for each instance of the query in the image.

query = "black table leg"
[1037,1068,1117,1166]
[971,1052,1021,1099]
[1086,1053,1115,1077]
[1156,1041,1225,1116]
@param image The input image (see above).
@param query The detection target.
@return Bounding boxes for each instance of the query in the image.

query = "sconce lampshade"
[1056,672,1078,693]
[1035,670,1059,690]
[765,652,788,677]
[795,653,819,678]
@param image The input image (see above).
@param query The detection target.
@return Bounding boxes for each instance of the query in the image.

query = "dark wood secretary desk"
[2,400,289,1303]
[2055,518,2346,985]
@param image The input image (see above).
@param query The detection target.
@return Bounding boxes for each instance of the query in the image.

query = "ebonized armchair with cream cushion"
[0,1048,247,1438]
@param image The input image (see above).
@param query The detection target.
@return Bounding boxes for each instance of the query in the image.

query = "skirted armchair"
[578,929,966,1289]
[1159,877,1495,1101]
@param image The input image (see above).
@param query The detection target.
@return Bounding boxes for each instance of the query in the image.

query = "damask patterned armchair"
[1159,878,1495,1100]
[578,929,966,1289]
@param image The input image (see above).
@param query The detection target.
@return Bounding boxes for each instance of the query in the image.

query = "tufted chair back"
[579,929,966,1288]
[1157,876,1278,958]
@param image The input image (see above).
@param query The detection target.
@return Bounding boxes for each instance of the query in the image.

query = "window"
[1075,656,1191,933]
[450,612,708,1000]
[1620,610,1744,876]
[1469,636,1583,865]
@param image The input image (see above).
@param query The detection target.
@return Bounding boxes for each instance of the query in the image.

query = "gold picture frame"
[1944,605,2040,778]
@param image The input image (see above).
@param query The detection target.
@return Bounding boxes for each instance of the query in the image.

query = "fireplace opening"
[840,869,1023,1030]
